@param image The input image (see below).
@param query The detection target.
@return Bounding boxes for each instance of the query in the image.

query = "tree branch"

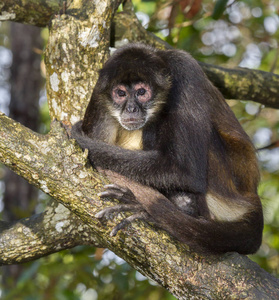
[45,0,123,122]
[0,200,104,265]
[0,113,279,298]
[200,62,279,109]
[0,0,62,27]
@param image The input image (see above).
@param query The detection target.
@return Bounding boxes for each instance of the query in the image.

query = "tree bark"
[0,0,62,27]
[200,62,279,109]
[0,200,103,264]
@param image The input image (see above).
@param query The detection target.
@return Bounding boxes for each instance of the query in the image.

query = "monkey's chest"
[115,129,143,150]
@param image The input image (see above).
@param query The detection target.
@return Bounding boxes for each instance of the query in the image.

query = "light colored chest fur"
[115,129,143,150]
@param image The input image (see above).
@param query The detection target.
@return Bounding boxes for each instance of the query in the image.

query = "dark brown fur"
[72,43,263,254]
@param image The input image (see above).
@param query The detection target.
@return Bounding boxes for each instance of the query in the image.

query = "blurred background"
[0,0,278,299]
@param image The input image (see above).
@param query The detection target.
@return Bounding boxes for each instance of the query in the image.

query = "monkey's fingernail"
[110,229,118,237]
[98,191,110,198]
[95,211,104,218]
[104,184,116,188]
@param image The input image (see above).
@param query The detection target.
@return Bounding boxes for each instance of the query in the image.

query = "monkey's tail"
[146,196,263,255]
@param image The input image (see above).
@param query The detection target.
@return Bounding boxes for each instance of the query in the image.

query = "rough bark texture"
[44,0,123,122]
[0,0,62,27]
[0,0,279,299]
[200,62,279,109]
[0,200,103,264]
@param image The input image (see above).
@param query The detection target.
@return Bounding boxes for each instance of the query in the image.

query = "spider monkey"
[72,43,263,254]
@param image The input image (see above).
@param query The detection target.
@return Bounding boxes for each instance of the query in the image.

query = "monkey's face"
[110,82,154,131]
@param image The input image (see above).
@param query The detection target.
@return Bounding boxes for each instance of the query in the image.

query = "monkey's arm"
[71,121,206,194]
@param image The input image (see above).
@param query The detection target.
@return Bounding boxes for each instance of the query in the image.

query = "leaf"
[212,0,229,20]
[180,0,202,18]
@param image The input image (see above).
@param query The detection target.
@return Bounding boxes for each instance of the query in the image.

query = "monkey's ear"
[96,69,110,92]
[153,70,172,90]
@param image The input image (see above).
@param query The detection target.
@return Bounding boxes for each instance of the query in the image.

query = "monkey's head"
[110,81,156,130]
[96,44,171,131]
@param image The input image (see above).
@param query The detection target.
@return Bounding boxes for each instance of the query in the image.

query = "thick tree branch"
[0,0,62,27]
[0,113,279,298]
[0,200,104,265]
[45,0,123,122]
[200,62,279,109]
[0,115,279,299]
[0,113,118,259]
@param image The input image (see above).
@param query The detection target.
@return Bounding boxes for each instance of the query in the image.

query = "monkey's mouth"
[121,118,145,130]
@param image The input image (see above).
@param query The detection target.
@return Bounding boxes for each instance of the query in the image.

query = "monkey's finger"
[98,190,124,199]
[103,184,135,199]
[98,190,131,203]
[95,204,142,219]
[110,211,151,236]
[103,184,130,193]
[103,184,123,189]
[98,184,136,203]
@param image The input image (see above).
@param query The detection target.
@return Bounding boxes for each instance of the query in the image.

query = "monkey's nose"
[125,105,139,113]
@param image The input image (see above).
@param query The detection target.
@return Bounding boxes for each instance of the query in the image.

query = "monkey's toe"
[98,184,137,203]
[110,211,151,236]
[95,203,142,220]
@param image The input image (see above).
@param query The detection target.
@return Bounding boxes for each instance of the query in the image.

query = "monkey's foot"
[96,184,153,236]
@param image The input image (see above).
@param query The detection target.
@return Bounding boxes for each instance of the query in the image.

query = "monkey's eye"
[134,83,152,103]
[117,89,126,97]
[112,85,128,104]
[137,88,146,96]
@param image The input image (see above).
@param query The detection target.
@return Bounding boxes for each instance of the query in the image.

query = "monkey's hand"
[71,121,86,141]
[96,184,153,236]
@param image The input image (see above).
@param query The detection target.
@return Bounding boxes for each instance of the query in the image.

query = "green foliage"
[212,0,230,20]
[1,246,175,300]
